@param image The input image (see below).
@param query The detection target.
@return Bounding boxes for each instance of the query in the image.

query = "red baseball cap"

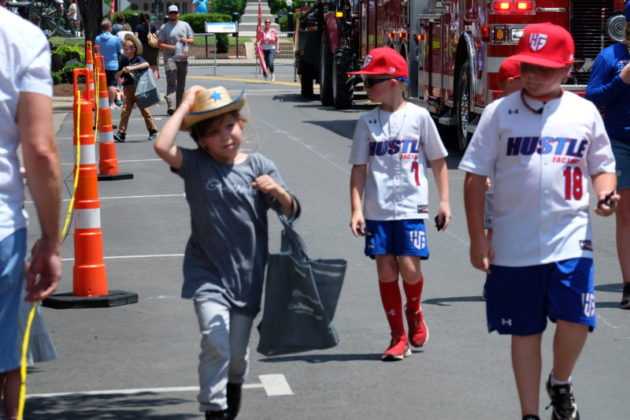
[348,47,409,79]
[498,57,521,83]
[510,23,574,69]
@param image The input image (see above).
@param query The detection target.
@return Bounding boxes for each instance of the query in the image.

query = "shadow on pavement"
[595,283,623,293]
[259,353,381,363]
[25,393,197,420]
[422,295,484,306]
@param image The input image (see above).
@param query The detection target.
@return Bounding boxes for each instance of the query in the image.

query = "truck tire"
[332,49,354,109]
[319,30,334,106]
[300,62,315,98]
[455,59,473,152]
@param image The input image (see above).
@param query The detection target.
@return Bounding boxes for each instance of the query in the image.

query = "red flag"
[110,0,116,18]
[257,0,263,42]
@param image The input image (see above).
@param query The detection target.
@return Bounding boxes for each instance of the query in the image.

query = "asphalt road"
[23,64,629,419]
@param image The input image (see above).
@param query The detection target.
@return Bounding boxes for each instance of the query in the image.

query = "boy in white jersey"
[460,23,618,420]
[348,47,451,361]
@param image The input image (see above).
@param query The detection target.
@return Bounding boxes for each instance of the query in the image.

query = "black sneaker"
[113,132,126,142]
[205,409,229,420]
[523,416,540,420]
[167,108,175,116]
[546,375,580,420]
[148,130,158,141]
[620,283,630,309]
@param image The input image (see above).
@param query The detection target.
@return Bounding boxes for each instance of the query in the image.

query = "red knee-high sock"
[378,280,405,336]
[403,277,424,313]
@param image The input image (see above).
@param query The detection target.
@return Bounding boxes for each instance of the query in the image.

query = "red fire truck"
[295,0,627,150]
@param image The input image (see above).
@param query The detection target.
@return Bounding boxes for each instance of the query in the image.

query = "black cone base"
[42,290,138,309]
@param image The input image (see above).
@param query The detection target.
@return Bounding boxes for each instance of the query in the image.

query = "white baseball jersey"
[349,102,448,220]
[459,90,616,267]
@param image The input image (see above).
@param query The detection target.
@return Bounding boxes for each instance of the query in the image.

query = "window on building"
[144,3,149,11]
[182,2,188,14]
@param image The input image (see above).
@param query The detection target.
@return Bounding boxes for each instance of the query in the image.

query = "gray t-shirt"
[175,148,294,316]
[158,20,194,62]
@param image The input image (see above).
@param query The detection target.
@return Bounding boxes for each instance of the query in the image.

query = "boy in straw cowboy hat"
[113,33,159,142]
[154,85,299,420]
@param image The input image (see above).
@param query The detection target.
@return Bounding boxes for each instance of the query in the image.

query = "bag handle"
[277,214,309,261]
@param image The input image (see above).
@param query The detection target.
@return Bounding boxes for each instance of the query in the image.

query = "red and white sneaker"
[381,332,411,361]
[406,309,429,347]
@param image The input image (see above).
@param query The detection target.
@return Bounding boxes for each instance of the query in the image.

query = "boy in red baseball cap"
[460,23,618,420]
[347,47,451,361]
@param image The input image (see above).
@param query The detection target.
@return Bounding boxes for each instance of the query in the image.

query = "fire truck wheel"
[332,50,354,109]
[319,30,334,106]
[300,63,315,98]
[455,59,473,152]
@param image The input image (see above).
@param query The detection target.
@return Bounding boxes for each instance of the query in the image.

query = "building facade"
[127,1,195,22]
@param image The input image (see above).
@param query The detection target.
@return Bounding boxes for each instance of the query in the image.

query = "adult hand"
[25,238,62,301]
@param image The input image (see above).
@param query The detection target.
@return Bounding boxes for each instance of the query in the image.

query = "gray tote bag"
[132,68,160,109]
[257,215,346,356]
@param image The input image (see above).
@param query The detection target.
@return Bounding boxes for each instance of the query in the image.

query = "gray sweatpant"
[193,298,254,412]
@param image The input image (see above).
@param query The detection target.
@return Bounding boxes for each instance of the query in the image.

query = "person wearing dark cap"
[586,1,630,310]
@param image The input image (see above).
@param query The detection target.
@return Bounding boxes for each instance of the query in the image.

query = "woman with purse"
[113,34,159,142]
[135,11,160,81]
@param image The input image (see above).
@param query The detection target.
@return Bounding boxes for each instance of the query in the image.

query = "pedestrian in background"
[95,19,123,107]
[193,0,209,14]
[348,47,451,361]
[135,11,160,81]
[586,1,630,310]
[460,23,617,420]
[113,34,158,143]
[256,18,279,82]
[0,6,62,418]
[157,4,194,115]
[154,85,299,420]
[112,13,125,35]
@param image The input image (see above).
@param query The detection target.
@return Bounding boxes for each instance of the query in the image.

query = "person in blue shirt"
[95,19,123,107]
[586,1,630,310]
[194,0,209,14]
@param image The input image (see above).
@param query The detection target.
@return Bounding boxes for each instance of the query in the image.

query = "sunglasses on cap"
[362,77,410,88]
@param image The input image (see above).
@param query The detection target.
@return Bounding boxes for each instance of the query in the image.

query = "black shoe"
[148,130,158,141]
[226,383,242,420]
[205,409,229,420]
[113,132,126,142]
[620,283,630,309]
[546,375,580,420]
[167,108,175,116]
[523,416,540,420]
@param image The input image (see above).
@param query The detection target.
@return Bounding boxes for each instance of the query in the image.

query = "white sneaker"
[263,76,269,83]
[271,74,275,82]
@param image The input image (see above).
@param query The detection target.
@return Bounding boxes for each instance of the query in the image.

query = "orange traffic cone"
[96,56,133,181]
[85,41,95,109]
[42,69,137,309]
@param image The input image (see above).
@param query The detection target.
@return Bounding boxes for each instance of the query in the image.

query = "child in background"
[113,34,158,143]
[460,23,617,420]
[154,85,299,420]
[348,47,451,361]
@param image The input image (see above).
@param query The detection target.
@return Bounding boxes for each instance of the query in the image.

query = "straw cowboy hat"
[181,86,246,131]
[124,33,143,55]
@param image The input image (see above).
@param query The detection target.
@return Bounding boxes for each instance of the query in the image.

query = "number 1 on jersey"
[563,166,583,200]
[411,161,420,186]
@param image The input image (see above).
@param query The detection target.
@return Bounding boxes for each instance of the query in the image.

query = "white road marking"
[26,193,185,205]
[27,374,293,399]
[61,158,163,166]
[61,253,184,262]
[259,374,294,396]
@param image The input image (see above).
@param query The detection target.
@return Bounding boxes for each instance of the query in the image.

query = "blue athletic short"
[484,258,596,335]
[105,70,118,87]
[611,139,630,190]
[364,219,429,259]
[0,228,27,373]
